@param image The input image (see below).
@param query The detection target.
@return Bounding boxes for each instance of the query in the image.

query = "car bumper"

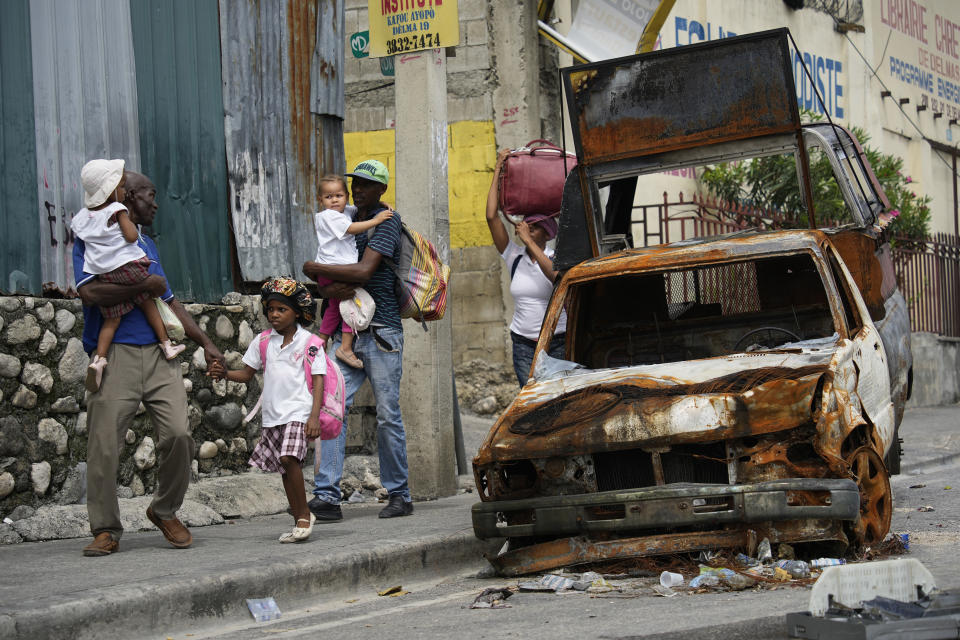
[472,478,860,539]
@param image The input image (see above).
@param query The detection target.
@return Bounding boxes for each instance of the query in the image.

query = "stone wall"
[907,332,960,408]
[0,294,377,518]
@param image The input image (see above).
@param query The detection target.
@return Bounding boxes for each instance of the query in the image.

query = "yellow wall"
[343,129,397,207]
[344,120,496,248]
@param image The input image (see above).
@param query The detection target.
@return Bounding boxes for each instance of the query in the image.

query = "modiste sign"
[368,0,459,58]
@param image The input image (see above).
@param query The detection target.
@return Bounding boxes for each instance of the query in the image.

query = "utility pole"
[394,48,457,499]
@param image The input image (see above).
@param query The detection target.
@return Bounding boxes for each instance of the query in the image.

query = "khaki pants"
[86,343,195,539]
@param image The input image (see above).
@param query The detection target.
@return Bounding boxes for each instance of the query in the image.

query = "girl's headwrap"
[260,276,317,325]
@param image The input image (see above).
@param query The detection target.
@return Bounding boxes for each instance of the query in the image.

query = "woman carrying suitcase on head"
[486,148,568,386]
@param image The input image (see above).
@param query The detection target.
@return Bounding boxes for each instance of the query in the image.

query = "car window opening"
[568,253,837,369]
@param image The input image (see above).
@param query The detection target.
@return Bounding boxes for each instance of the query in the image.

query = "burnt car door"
[803,124,912,457]
[824,242,896,454]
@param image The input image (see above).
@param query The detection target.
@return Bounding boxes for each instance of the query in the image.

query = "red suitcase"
[498,139,577,218]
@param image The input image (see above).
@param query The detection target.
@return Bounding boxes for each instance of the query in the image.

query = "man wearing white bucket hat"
[73,170,224,556]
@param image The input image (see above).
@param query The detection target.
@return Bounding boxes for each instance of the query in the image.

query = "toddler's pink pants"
[314,276,353,336]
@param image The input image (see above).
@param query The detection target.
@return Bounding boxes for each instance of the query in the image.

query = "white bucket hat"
[81,159,125,208]
[339,287,376,331]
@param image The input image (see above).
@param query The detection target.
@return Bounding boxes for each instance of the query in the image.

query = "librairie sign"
[367,0,459,58]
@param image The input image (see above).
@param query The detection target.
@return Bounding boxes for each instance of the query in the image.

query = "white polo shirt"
[241,325,327,428]
[502,242,568,340]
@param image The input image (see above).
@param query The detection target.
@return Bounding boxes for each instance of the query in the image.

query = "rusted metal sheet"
[29,0,141,293]
[220,0,345,284]
[490,520,847,577]
[478,366,825,465]
[311,0,345,119]
[492,531,750,577]
[562,29,799,167]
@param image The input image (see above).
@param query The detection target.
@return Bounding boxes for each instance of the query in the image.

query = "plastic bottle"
[757,537,773,562]
[810,558,846,568]
[775,559,811,578]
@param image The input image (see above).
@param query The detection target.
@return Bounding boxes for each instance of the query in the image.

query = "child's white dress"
[314,204,359,265]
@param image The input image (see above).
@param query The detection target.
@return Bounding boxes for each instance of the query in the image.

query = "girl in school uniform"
[209,277,325,542]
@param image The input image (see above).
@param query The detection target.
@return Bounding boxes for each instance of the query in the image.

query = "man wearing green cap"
[302,159,414,520]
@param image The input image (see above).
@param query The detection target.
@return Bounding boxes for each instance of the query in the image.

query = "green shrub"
[700,112,931,239]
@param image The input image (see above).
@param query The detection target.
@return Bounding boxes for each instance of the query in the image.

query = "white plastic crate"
[809,558,937,616]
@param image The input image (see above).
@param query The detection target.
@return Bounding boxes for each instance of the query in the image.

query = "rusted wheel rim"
[846,446,892,546]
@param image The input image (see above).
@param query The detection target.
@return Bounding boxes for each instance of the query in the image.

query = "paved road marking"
[246,588,481,637]
[187,579,481,638]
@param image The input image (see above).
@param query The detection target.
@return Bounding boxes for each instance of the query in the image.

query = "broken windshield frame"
[537,250,847,375]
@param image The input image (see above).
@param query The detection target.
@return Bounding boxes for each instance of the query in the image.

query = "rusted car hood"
[476,344,839,464]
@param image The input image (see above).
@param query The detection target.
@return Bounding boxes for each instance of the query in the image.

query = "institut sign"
[367,0,459,57]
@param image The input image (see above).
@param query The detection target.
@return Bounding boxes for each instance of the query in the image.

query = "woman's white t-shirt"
[70,202,147,274]
[502,242,568,340]
[241,325,327,428]
[314,204,359,265]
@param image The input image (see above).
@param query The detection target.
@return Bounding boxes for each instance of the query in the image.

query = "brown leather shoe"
[82,532,118,556]
[146,506,193,548]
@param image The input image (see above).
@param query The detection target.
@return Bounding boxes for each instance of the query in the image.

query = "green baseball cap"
[346,159,389,186]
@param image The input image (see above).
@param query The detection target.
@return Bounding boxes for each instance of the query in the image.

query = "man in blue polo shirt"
[74,171,224,556]
[302,159,413,520]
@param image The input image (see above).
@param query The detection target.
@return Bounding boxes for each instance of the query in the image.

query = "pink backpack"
[242,329,345,441]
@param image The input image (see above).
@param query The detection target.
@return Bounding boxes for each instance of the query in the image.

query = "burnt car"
[471,30,911,576]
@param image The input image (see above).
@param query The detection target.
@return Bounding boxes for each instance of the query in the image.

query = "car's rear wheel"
[845,446,892,546]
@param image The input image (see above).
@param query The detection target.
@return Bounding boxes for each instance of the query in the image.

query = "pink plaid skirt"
[98,257,152,318]
[248,421,308,473]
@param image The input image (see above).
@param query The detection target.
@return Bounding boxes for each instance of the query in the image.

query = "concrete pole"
[394,48,457,499]
[490,0,542,150]
[490,0,544,362]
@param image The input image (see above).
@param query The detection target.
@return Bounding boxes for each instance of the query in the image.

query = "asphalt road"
[173,406,960,640]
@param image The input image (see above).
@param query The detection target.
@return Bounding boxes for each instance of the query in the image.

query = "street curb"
[643,614,786,640]
[7,530,502,640]
[901,452,960,475]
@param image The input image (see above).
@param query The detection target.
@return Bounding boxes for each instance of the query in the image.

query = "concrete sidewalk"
[1,406,957,640]
[0,491,500,640]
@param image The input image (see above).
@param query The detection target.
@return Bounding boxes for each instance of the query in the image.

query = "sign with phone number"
[367,0,459,58]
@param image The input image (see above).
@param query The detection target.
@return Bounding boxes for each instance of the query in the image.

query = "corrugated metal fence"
[130,0,233,302]
[0,0,345,301]
[31,0,141,294]
[0,0,40,294]
[219,0,344,284]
